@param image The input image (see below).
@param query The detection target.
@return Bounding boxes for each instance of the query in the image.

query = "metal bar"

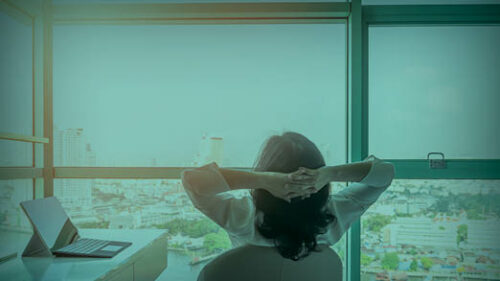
[0,168,44,179]
[42,0,54,198]
[363,4,500,25]
[54,167,252,179]
[388,159,500,179]
[34,5,45,197]
[52,17,347,25]
[0,132,49,144]
[52,2,350,23]
[349,1,363,281]
[32,15,35,167]
[0,0,33,25]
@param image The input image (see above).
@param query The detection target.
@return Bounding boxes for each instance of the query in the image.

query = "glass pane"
[53,24,346,167]
[53,0,349,3]
[0,10,33,135]
[369,26,500,159]
[54,179,232,280]
[361,179,500,281]
[363,0,500,4]
[329,182,348,281]
[0,179,33,232]
[55,179,347,281]
[0,140,32,166]
[0,10,33,167]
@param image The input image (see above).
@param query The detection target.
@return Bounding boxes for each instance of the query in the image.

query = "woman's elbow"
[384,162,395,187]
[181,170,194,190]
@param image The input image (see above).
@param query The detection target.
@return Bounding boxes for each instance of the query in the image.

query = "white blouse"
[181,157,395,248]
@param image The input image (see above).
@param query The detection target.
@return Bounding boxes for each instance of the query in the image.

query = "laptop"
[20,197,132,258]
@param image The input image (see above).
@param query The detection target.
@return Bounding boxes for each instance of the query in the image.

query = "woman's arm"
[183,164,313,202]
[290,155,394,194]
[322,161,373,183]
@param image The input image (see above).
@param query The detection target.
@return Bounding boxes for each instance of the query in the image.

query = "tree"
[155,218,219,238]
[409,260,418,271]
[456,224,468,246]
[420,257,433,271]
[363,214,392,233]
[381,252,399,270]
[203,230,231,254]
[361,254,373,266]
[433,198,449,212]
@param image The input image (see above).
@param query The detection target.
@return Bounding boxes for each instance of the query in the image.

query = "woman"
[181,131,394,261]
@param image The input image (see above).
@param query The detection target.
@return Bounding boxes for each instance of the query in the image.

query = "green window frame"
[349,3,500,281]
[1,1,500,281]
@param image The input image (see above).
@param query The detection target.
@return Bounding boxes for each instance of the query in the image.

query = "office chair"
[197,243,342,281]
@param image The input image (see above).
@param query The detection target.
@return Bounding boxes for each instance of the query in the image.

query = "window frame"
[0,0,45,199]
[349,3,500,281]
[1,1,500,281]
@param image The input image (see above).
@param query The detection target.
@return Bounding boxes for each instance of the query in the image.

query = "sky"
[51,24,347,166]
[2,9,499,167]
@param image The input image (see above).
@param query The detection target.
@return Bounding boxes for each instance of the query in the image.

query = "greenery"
[361,254,373,266]
[456,224,468,246]
[154,218,219,238]
[439,226,445,231]
[363,214,392,233]
[381,252,399,270]
[203,230,231,253]
[420,257,433,271]
[409,260,418,271]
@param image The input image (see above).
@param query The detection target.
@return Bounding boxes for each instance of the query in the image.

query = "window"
[0,10,33,167]
[50,18,348,281]
[368,26,500,160]
[361,179,500,280]
[53,24,347,167]
[0,179,33,232]
[363,0,500,4]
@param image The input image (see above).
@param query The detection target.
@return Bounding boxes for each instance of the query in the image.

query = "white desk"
[0,229,168,281]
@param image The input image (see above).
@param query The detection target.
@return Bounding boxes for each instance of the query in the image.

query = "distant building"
[54,128,95,210]
[384,216,500,250]
[0,180,32,231]
[194,133,224,166]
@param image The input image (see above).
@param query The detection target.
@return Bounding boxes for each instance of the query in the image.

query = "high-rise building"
[0,180,32,231]
[54,128,94,210]
[194,133,224,166]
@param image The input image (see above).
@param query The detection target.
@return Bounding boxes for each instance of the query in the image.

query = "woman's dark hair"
[251,131,336,261]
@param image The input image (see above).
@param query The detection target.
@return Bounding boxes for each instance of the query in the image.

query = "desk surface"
[0,229,167,281]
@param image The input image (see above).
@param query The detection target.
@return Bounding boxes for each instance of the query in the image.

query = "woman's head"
[251,131,336,261]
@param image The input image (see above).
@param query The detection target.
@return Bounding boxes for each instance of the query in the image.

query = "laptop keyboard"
[57,238,109,254]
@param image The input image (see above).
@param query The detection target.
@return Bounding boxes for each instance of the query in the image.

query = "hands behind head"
[259,166,330,203]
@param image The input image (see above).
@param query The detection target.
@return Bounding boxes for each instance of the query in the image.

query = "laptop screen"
[20,197,73,249]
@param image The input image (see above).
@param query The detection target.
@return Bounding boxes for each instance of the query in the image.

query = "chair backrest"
[197,244,342,281]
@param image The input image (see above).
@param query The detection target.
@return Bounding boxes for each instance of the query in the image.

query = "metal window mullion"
[34,7,45,199]
[348,2,365,281]
[42,0,54,198]
[390,160,500,179]
[0,168,44,179]
[51,2,350,24]
[363,4,500,25]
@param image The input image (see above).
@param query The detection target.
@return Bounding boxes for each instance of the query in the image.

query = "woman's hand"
[257,171,315,203]
[289,166,331,197]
